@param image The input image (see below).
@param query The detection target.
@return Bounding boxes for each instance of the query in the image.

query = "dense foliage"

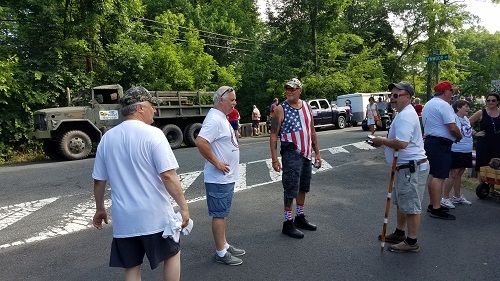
[0,0,499,161]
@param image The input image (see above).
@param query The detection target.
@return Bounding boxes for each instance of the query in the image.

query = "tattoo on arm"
[270,116,279,134]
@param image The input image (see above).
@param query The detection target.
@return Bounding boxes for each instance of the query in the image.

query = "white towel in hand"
[162,212,193,243]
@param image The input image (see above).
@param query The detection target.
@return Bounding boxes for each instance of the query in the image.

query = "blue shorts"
[205,182,235,217]
[280,147,312,198]
[424,136,452,179]
[109,232,180,269]
[229,120,239,131]
[367,118,375,125]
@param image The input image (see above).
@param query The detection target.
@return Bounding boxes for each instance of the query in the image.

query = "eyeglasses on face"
[285,87,298,91]
[220,87,234,98]
[486,99,498,103]
[389,93,409,99]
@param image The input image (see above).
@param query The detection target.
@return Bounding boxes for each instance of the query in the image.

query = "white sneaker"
[451,196,472,205]
[440,198,456,209]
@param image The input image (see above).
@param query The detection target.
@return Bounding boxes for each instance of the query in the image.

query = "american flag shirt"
[279,100,313,160]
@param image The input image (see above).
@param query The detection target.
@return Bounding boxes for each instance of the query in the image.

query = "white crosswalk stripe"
[0,141,371,249]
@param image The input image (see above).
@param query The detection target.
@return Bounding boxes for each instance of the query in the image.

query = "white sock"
[216,248,227,257]
[224,242,230,250]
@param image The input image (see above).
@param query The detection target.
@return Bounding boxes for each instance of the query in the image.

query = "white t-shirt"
[385,104,427,165]
[421,97,456,141]
[452,115,473,153]
[92,120,179,238]
[198,108,240,183]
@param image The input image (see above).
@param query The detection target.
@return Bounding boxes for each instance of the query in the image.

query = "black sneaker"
[427,205,449,212]
[282,220,304,239]
[430,208,456,220]
[294,214,317,231]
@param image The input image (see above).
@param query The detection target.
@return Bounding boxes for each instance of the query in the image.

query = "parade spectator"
[377,95,387,116]
[252,105,261,136]
[269,78,322,239]
[469,93,500,188]
[92,86,190,281]
[413,98,423,116]
[366,96,380,136]
[195,86,245,266]
[371,82,429,253]
[441,100,474,208]
[267,98,279,132]
[227,107,241,139]
[422,81,462,220]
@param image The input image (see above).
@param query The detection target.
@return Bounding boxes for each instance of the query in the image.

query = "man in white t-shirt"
[92,86,190,280]
[371,82,429,253]
[422,81,462,220]
[195,86,245,266]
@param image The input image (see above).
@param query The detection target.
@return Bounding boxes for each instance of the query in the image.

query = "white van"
[335,92,390,125]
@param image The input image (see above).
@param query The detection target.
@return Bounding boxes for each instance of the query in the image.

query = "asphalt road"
[0,127,499,280]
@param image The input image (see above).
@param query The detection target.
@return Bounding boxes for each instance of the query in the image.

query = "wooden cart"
[476,166,500,199]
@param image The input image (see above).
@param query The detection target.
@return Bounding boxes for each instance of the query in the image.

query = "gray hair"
[434,92,444,96]
[213,86,233,104]
[120,101,147,116]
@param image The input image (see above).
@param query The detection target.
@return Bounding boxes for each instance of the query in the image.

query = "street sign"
[425,54,449,62]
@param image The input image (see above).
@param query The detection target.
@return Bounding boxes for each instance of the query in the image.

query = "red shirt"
[414,104,423,116]
[227,108,240,121]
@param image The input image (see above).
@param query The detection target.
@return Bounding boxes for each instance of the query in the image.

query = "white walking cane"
[380,150,398,251]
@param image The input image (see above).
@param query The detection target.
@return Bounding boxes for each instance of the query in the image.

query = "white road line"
[0,197,60,231]
[0,198,111,249]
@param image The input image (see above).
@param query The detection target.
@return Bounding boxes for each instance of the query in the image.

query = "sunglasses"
[389,93,409,99]
[220,87,234,98]
[486,99,498,102]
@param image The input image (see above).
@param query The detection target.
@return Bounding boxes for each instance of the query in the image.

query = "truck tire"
[59,130,92,160]
[43,140,62,160]
[184,123,202,147]
[336,115,346,129]
[162,124,183,149]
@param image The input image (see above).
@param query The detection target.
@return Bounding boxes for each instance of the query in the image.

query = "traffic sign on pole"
[425,54,449,62]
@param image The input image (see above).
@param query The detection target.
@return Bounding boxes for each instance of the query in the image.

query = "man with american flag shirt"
[270,78,322,239]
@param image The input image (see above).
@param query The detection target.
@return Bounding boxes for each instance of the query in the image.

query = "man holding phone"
[370,82,429,253]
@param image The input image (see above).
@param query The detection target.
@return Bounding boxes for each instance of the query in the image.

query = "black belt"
[425,135,454,144]
[396,159,427,171]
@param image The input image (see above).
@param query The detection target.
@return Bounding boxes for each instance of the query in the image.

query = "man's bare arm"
[160,169,190,228]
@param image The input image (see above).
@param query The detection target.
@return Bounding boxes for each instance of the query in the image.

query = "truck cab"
[308,98,348,129]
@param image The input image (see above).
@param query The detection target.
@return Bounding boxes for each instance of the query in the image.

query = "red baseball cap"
[434,81,457,92]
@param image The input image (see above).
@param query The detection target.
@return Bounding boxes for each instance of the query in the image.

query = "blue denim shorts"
[280,148,312,199]
[205,182,235,217]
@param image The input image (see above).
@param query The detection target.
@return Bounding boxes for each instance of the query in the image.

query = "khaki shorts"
[392,163,429,214]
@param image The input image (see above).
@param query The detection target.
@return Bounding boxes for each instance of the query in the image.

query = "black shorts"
[424,136,452,179]
[109,232,180,270]
[451,152,472,169]
[252,120,259,128]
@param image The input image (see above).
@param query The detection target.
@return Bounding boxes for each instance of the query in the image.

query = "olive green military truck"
[29,84,214,160]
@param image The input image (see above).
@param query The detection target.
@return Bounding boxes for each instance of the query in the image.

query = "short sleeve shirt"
[385,105,427,165]
[198,108,240,184]
[92,120,178,238]
[421,97,456,141]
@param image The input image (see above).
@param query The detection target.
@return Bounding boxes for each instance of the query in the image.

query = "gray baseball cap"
[388,82,415,96]
[119,86,162,106]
